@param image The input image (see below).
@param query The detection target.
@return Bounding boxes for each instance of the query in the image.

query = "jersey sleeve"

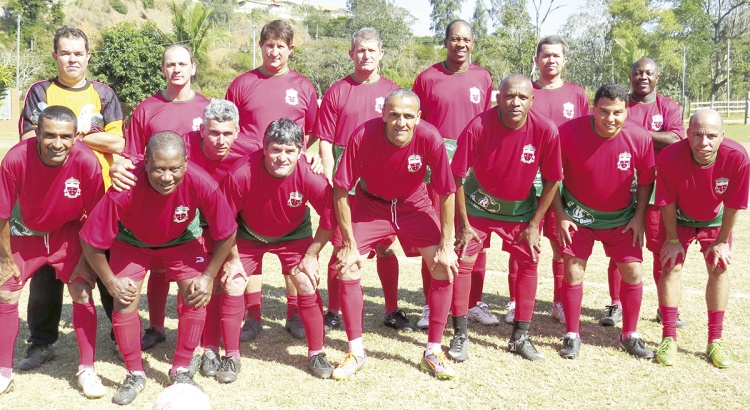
[81,150,106,214]
[655,152,678,207]
[219,159,249,219]
[303,166,336,230]
[539,125,563,181]
[0,152,20,219]
[199,181,238,242]
[723,152,750,210]
[80,191,124,250]
[332,127,363,191]
[483,72,494,111]
[303,83,318,136]
[663,100,685,139]
[124,103,147,158]
[93,82,124,137]
[635,131,656,186]
[579,90,590,116]
[19,81,48,137]
[315,88,338,143]
[451,120,476,179]
[412,73,428,120]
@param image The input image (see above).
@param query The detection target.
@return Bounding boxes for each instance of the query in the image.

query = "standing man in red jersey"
[412,20,497,334]
[316,27,411,333]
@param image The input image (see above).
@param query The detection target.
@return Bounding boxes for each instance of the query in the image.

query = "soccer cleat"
[508,335,545,361]
[655,337,677,366]
[308,353,334,379]
[384,309,417,332]
[170,369,203,391]
[216,356,242,383]
[447,334,469,362]
[140,326,166,351]
[559,333,581,359]
[18,344,55,370]
[620,333,654,359]
[0,375,13,396]
[331,353,366,381]
[200,350,220,377]
[706,340,733,368]
[420,350,455,380]
[285,314,306,340]
[323,311,342,333]
[656,309,689,328]
[77,368,106,399]
[504,301,516,324]
[240,318,262,342]
[112,372,146,405]
[187,352,202,378]
[599,305,622,327]
[417,305,430,330]
[551,302,565,324]
[467,302,500,326]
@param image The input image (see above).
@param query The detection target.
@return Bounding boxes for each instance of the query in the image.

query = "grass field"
[1,129,749,409]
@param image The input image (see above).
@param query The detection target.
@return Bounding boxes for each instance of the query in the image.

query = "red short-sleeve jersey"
[315,75,399,146]
[656,138,749,219]
[225,69,318,143]
[559,116,656,212]
[530,81,590,127]
[124,92,210,158]
[80,164,237,249]
[221,150,334,237]
[0,139,104,232]
[412,63,493,140]
[452,109,562,200]
[333,118,456,204]
[183,130,261,183]
[627,94,685,157]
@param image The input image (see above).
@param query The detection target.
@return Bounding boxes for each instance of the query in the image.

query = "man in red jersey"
[453,75,562,362]
[316,27,410,333]
[0,106,105,398]
[226,20,318,338]
[81,132,237,405]
[553,84,655,360]
[222,118,336,379]
[412,19,497,332]
[512,36,589,326]
[332,89,458,380]
[601,57,687,328]
[654,109,748,368]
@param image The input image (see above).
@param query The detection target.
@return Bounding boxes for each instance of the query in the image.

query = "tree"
[529,0,565,37]
[1,0,64,51]
[559,0,610,92]
[429,0,464,39]
[170,1,227,67]
[345,0,414,50]
[289,37,351,96]
[493,0,537,76]
[88,22,167,118]
[472,0,490,40]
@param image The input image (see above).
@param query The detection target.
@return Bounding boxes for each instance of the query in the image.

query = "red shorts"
[562,226,643,263]
[542,207,558,241]
[236,236,313,275]
[645,204,662,254]
[659,225,730,268]
[3,221,84,292]
[467,216,539,264]
[332,227,398,258]
[109,239,206,282]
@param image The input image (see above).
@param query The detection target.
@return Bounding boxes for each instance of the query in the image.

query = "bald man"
[453,74,562,362]
[654,109,749,368]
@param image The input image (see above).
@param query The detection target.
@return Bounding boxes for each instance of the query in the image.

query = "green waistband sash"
[464,173,537,222]
[116,211,202,248]
[675,205,723,228]
[9,203,47,237]
[237,207,312,243]
[425,139,457,184]
[562,187,634,229]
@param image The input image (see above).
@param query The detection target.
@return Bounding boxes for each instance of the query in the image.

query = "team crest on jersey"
[192,117,202,131]
[469,87,481,104]
[173,205,189,223]
[521,145,536,164]
[288,191,303,207]
[651,114,664,131]
[285,89,299,105]
[375,97,385,113]
[617,152,632,171]
[563,102,575,119]
[715,177,729,194]
[63,178,81,199]
[407,154,423,172]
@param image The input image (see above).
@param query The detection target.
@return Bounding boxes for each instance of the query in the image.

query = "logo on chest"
[375,97,385,113]
[521,145,536,164]
[469,87,481,104]
[407,154,423,172]
[192,117,202,131]
[563,102,575,119]
[715,177,729,194]
[617,152,632,171]
[64,178,81,199]
[651,114,664,131]
[288,191,303,207]
[173,205,190,223]
[285,89,299,105]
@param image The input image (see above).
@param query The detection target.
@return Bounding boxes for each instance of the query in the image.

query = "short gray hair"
[351,27,382,50]
[203,99,239,129]
[264,118,303,149]
[384,88,420,110]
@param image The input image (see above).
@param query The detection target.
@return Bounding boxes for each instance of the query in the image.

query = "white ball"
[153,383,211,410]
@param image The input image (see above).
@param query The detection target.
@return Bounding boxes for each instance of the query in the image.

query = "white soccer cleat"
[77,368,106,399]
[468,302,500,326]
[417,305,430,329]
[504,301,516,324]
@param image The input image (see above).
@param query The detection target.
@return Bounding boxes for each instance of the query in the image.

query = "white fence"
[688,93,750,124]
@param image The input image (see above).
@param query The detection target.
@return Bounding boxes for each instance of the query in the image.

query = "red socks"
[72,301,97,367]
[420,260,431,303]
[244,291,262,321]
[113,310,144,372]
[221,295,244,358]
[660,305,678,340]
[552,260,564,303]
[607,260,622,304]
[172,303,206,372]
[469,251,487,307]
[376,255,400,313]
[202,296,221,351]
[514,262,539,322]
[326,254,340,313]
[562,281,583,335]
[508,257,518,302]
[298,292,324,352]
[146,271,169,331]
[708,310,725,343]
[451,260,472,317]
[0,303,19,368]
[427,279,452,344]
[620,281,643,339]
[286,294,299,319]
[339,279,364,341]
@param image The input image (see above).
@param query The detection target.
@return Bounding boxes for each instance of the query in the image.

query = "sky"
[305,0,583,37]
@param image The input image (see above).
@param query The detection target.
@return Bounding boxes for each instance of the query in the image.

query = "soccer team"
[0,17,746,405]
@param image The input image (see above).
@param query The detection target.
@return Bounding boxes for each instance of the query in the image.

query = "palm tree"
[170,1,227,67]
